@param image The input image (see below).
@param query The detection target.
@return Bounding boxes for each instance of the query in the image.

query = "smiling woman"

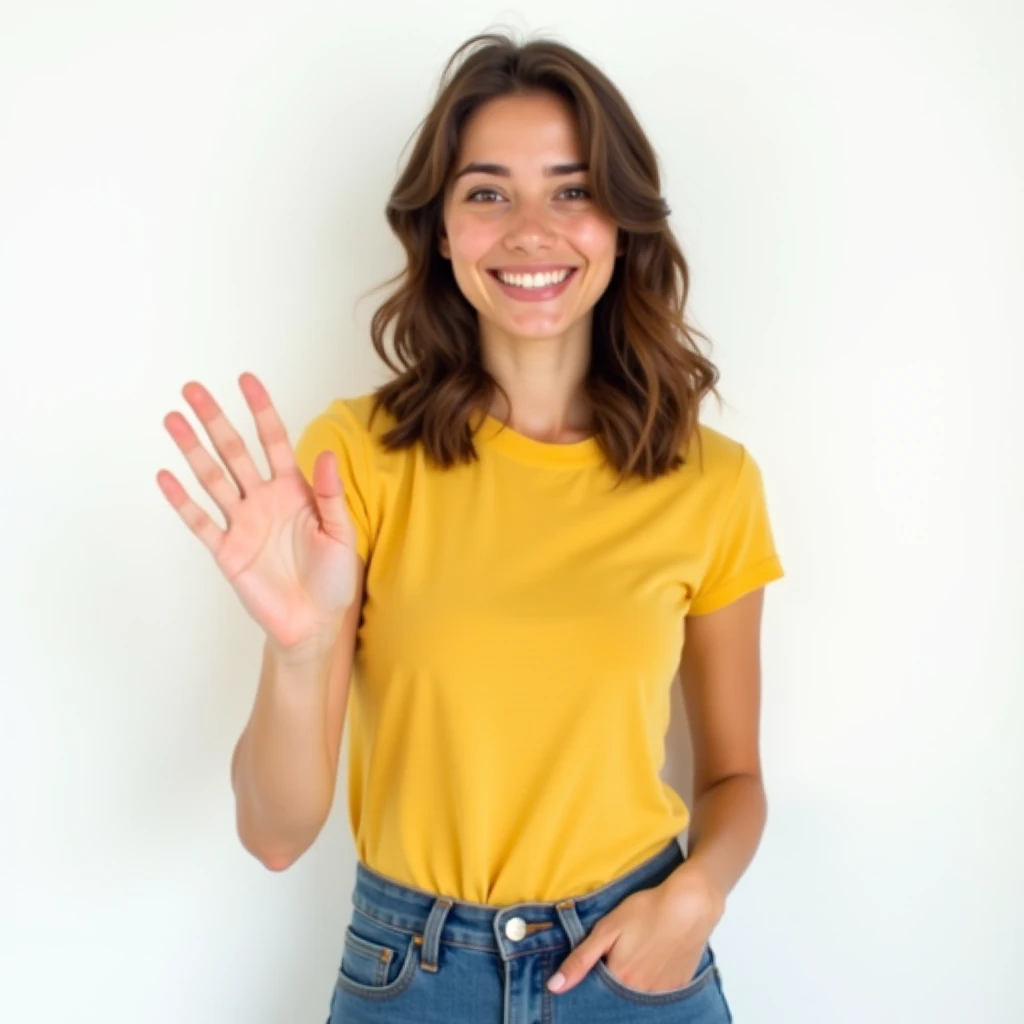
[364,32,720,473]
[157,28,783,1024]
[439,91,621,345]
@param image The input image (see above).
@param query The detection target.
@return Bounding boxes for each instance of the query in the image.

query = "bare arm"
[157,373,365,871]
[230,560,365,870]
[665,587,768,907]
[543,588,771,997]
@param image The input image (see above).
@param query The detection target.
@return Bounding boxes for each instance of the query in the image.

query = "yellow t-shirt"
[295,394,783,905]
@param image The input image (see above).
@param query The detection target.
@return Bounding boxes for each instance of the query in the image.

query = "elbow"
[230,752,332,871]
[235,813,323,872]
[239,831,308,872]
[260,850,300,872]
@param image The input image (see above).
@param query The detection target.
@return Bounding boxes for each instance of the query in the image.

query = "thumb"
[548,926,616,995]
[310,450,355,546]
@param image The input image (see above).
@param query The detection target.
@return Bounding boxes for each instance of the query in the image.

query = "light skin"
[438,90,768,996]
[440,90,623,440]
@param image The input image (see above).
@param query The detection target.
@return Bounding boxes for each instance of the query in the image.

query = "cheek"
[446,216,498,262]
[570,218,620,263]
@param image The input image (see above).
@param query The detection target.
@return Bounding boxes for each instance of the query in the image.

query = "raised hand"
[157,373,358,651]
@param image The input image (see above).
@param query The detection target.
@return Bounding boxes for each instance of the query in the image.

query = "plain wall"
[1,1,1021,1021]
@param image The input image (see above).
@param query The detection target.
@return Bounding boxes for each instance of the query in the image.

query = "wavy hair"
[364,30,719,482]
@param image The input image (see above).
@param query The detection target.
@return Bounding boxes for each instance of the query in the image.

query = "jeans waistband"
[350,839,685,965]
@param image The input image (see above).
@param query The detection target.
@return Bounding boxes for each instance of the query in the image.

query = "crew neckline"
[473,412,605,468]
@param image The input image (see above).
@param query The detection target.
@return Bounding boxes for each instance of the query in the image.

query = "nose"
[502,200,557,253]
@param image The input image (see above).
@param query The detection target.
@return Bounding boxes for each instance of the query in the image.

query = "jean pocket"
[336,913,420,1000]
[593,943,719,1006]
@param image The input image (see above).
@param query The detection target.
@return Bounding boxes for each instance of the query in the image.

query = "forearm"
[669,773,767,909]
[232,633,339,868]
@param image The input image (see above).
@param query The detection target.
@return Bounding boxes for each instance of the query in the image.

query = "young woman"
[158,32,783,1024]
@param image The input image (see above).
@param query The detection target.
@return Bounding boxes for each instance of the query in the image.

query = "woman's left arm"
[665,585,769,909]
[548,587,769,995]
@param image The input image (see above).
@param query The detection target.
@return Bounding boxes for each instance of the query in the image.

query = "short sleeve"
[689,447,784,616]
[294,400,374,565]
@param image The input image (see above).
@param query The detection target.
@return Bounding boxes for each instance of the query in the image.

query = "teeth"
[496,268,572,289]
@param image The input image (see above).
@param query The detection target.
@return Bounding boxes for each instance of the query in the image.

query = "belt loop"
[420,898,452,972]
[554,898,585,949]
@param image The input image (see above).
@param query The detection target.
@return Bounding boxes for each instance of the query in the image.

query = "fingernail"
[548,972,565,992]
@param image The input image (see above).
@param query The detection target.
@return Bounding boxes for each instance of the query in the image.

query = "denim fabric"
[326,839,734,1023]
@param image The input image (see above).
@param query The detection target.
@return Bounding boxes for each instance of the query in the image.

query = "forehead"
[457,92,584,163]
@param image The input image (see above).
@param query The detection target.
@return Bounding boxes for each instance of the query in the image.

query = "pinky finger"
[156,469,225,554]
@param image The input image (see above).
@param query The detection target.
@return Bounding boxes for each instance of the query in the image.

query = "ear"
[616,231,626,258]
[439,232,451,260]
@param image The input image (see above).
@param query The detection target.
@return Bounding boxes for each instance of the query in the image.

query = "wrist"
[265,621,342,669]
[663,859,727,928]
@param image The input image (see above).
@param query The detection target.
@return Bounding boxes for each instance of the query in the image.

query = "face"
[440,91,622,347]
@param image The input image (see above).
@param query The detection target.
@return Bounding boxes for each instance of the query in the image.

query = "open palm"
[157,373,358,650]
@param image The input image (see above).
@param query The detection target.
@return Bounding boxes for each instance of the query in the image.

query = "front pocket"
[336,919,420,1000]
[593,943,719,1006]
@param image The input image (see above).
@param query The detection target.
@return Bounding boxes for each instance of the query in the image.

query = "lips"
[487,267,579,302]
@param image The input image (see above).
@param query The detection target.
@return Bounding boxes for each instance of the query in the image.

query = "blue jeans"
[326,838,734,1022]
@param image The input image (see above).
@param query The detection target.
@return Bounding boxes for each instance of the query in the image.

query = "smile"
[487,267,578,302]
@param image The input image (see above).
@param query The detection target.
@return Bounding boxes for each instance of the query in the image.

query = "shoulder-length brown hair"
[364,31,719,482]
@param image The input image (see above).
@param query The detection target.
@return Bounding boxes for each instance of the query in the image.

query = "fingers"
[549,925,613,994]
[238,372,295,478]
[311,450,357,547]
[163,410,241,514]
[181,380,263,494]
[155,469,225,555]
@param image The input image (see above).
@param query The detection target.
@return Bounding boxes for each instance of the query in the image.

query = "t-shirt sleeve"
[688,446,784,616]
[293,401,374,565]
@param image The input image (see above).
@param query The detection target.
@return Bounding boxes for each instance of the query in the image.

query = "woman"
[157,32,783,1023]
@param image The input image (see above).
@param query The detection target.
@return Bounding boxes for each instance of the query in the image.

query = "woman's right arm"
[157,373,366,872]
[230,560,365,870]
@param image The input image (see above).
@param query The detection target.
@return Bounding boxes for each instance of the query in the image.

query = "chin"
[503,324,571,342]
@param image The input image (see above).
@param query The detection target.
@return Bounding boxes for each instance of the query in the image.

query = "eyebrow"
[452,161,589,181]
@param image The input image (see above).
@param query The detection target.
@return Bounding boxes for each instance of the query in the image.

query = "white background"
[1,2,1021,1022]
